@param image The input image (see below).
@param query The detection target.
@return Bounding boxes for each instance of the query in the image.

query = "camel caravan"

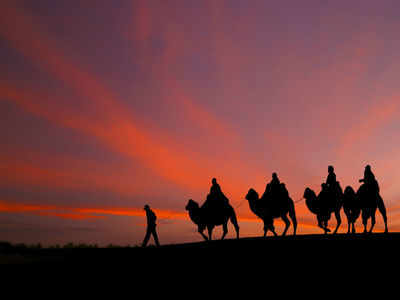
[186,165,388,240]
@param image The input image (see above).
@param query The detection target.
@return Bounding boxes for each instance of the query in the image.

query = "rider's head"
[144,204,150,211]
[365,165,371,171]
[272,172,278,179]
[212,178,217,185]
[328,165,334,173]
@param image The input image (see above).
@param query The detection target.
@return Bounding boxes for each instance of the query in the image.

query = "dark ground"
[1,233,399,268]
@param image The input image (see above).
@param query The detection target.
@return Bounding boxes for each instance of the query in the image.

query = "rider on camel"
[208,178,229,206]
[359,165,380,193]
[262,172,281,199]
[326,166,336,188]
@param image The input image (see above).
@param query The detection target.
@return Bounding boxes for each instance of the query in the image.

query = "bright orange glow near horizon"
[1,0,400,246]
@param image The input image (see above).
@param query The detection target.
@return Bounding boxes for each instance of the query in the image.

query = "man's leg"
[142,227,151,247]
[152,227,160,247]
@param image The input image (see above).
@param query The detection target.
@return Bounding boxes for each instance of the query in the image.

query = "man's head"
[328,165,334,173]
[144,204,150,211]
[212,178,217,185]
[365,165,371,171]
[272,172,278,179]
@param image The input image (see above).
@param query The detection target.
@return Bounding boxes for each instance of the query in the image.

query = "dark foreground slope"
[1,233,399,268]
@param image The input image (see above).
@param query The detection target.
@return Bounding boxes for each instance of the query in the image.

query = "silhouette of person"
[271,172,281,186]
[326,165,337,188]
[263,172,281,199]
[210,178,222,196]
[142,205,160,247]
[208,178,229,206]
[359,165,379,192]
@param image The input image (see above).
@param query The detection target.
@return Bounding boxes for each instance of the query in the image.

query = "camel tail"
[229,206,240,239]
[289,198,297,235]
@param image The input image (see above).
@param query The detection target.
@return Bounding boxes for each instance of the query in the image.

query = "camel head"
[245,188,259,202]
[185,199,199,212]
[303,187,316,200]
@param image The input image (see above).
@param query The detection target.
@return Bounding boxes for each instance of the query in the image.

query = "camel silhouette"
[356,183,388,233]
[342,186,361,234]
[303,183,343,234]
[185,199,240,241]
[245,188,297,236]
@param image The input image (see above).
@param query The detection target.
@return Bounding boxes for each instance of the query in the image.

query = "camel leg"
[198,225,208,241]
[207,225,213,241]
[369,212,376,234]
[377,195,388,233]
[229,209,240,239]
[362,210,368,234]
[344,209,350,234]
[264,220,277,237]
[333,209,341,234]
[270,226,278,237]
[319,216,331,234]
[351,222,356,234]
[317,216,327,234]
[264,220,277,236]
[324,220,329,234]
[363,219,368,234]
[281,214,290,236]
[268,219,278,236]
[221,222,228,240]
[288,203,297,236]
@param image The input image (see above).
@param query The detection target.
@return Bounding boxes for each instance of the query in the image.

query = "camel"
[303,183,343,234]
[342,186,361,234]
[245,188,297,236]
[185,199,240,241]
[356,183,388,233]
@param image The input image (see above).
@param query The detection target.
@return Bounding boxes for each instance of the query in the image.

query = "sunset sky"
[1,0,400,246]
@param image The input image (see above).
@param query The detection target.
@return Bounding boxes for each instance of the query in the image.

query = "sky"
[1,0,400,246]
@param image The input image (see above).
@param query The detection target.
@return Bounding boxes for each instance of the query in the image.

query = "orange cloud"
[0,199,185,221]
[0,200,104,220]
[0,151,159,198]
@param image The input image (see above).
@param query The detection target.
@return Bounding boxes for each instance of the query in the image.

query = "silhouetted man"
[359,165,379,192]
[271,172,281,186]
[263,172,281,199]
[142,205,160,247]
[209,178,229,205]
[210,178,222,196]
[326,166,336,188]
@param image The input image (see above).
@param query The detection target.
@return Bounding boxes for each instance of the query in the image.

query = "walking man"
[142,204,160,247]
